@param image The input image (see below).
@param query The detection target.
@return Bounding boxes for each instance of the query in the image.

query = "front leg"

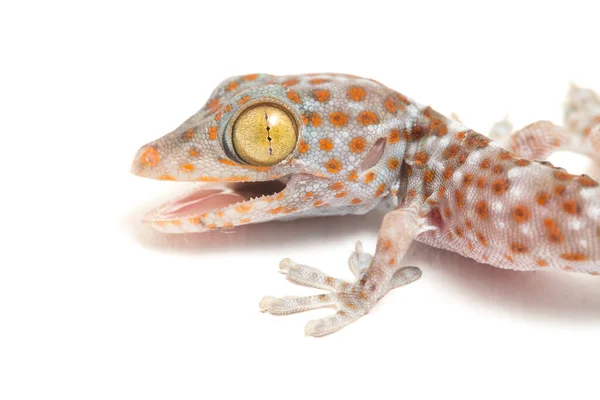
[260,208,426,336]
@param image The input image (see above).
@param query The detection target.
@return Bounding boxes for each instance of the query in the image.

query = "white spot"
[580,239,588,248]
[508,167,526,179]
[467,151,481,165]
[569,219,583,231]
[580,188,598,200]
[497,221,505,229]
[587,206,600,219]
[493,201,503,212]
[438,137,449,148]
[520,225,530,235]
[452,170,463,183]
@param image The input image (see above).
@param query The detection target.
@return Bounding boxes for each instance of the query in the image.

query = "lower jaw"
[141,179,287,233]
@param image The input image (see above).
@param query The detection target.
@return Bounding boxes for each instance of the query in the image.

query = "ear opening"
[358,137,386,172]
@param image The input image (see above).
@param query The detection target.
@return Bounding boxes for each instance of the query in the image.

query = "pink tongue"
[151,189,249,220]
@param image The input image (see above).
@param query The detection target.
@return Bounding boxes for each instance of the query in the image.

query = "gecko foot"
[259,241,421,337]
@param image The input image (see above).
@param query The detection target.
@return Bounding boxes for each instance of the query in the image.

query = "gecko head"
[131,73,402,233]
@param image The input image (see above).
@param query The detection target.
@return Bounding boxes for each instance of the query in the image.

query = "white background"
[2,1,600,399]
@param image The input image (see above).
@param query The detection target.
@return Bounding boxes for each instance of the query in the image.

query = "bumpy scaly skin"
[132,73,600,336]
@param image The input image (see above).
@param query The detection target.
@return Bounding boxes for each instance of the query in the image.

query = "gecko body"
[132,74,600,336]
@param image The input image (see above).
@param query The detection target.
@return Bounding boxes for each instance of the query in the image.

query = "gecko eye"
[232,104,298,166]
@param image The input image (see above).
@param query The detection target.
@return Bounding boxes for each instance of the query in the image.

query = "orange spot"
[388,129,401,144]
[492,165,504,175]
[196,176,219,182]
[298,139,310,154]
[238,95,251,106]
[456,131,466,140]
[388,158,400,170]
[282,79,299,87]
[208,126,218,140]
[356,111,379,126]
[313,200,323,207]
[235,204,253,213]
[364,171,376,183]
[554,185,566,196]
[348,171,358,181]
[491,179,507,195]
[325,158,342,173]
[509,205,529,223]
[286,90,302,104]
[475,200,488,220]
[413,152,428,166]
[329,182,345,191]
[313,89,330,102]
[183,128,195,141]
[351,198,362,205]
[498,150,513,161]
[515,159,531,167]
[349,137,366,153]
[423,169,435,184]
[388,258,396,265]
[560,253,587,262]
[269,207,284,215]
[443,166,454,180]
[375,184,386,197]
[140,147,161,167]
[563,200,578,214]
[309,78,328,85]
[463,173,474,186]
[158,174,176,181]
[544,219,564,243]
[563,266,574,271]
[504,254,514,263]
[215,112,222,121]
[223,222,234,228]
[347,86,366,101]
[276,192,284,200]
[555,170,575,180]
[443,145,459,160]
[242,74,259,81]
[383,96,401,113]
[319,138,334,152]
[219,158,241,167]
[455,190,465,208]
[189,148,200,158]
[477,232,488,246]
[577,174,598,187]
[180,163,195,173]
[480,159,492,169]
[240,218,251,224]
[536,192,549,206]
[304,192,314,199]
[476,177,486,189]
[335,191,348,198]
[189,217,201,224]
[536,260,548,267]
[206,223,217,230]
[226,81,238,91]
[510,242,528,254]
[207,98,221,114]
[329,112,348,127]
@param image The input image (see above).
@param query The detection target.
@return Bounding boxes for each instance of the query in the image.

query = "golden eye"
[232,104,298,166]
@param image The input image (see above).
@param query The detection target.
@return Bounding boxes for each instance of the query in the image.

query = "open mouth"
[142,178,288,232]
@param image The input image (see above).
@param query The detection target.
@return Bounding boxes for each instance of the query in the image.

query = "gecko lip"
[142,179,288,223]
